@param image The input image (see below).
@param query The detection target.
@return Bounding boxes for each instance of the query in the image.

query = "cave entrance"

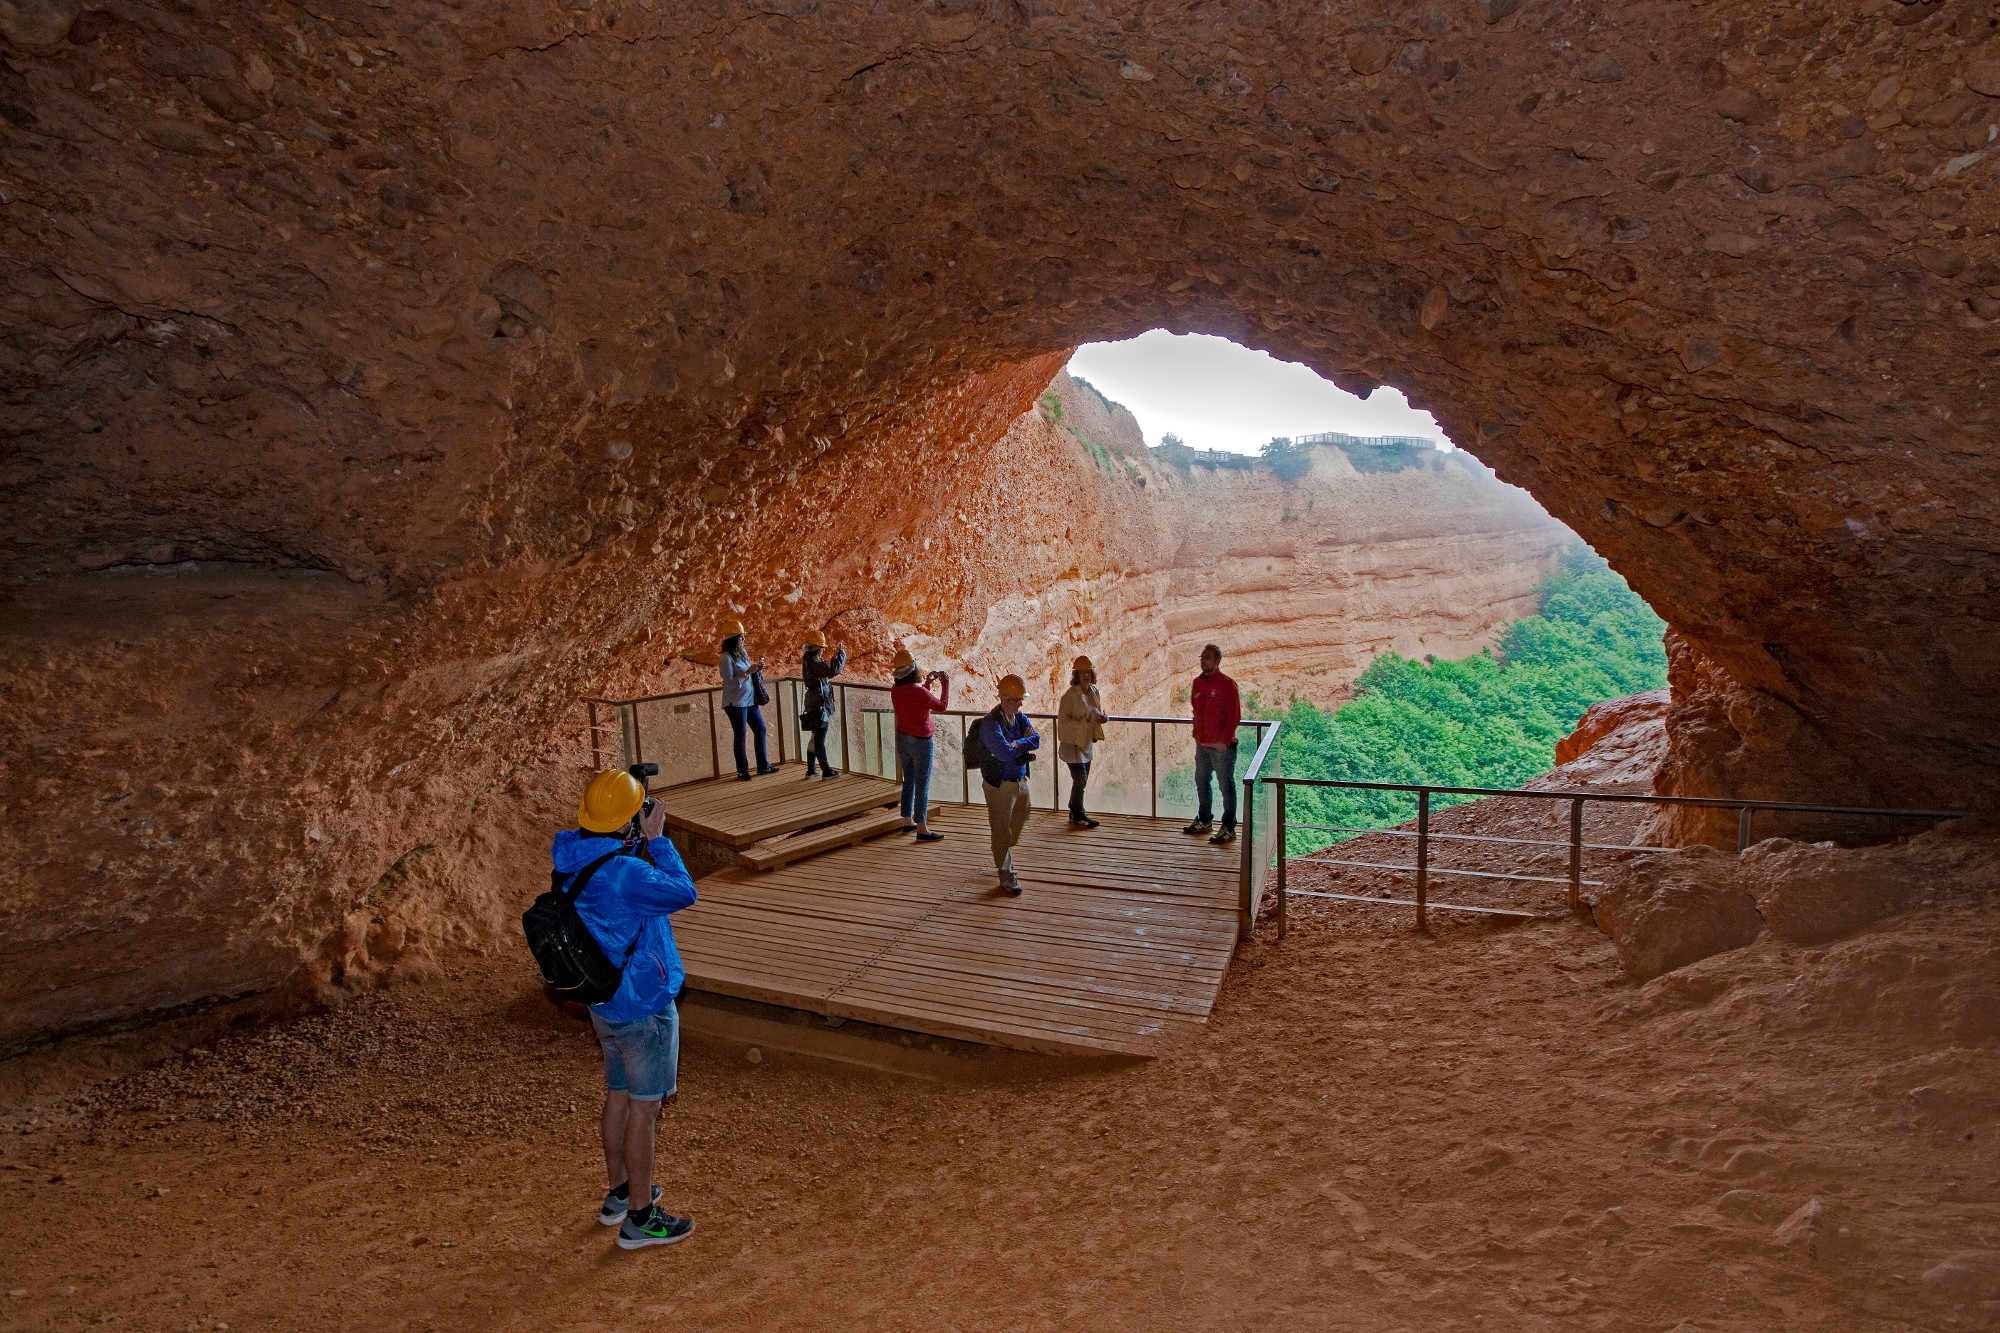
[1007,331,1683,923]
[1025,331,1669,824]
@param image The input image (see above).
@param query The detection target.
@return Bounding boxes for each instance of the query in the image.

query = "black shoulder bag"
[522,850,639,1005]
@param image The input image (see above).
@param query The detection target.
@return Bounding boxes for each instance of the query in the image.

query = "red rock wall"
[5,0,2000,1047]
[890,372,1574,718]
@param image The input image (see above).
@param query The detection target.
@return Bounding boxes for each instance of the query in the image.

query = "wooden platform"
[653,765,900,849]
[673,805,1242,1057]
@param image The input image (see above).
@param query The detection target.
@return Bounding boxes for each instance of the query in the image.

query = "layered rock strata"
[880,373,1574,717]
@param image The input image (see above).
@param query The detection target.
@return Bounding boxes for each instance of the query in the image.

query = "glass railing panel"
[629,689,723,787]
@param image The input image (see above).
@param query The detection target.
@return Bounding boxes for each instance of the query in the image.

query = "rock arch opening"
[5,0,1999,1048]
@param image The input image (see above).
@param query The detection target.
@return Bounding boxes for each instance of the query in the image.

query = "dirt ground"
[4,849,1997,1332]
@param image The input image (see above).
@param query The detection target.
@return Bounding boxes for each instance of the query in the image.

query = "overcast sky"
[1066,330,1452,454]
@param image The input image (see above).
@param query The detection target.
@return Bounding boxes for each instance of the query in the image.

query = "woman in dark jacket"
[800,630,846,780]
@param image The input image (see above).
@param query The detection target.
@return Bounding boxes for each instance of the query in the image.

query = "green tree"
[1261,436,1312,482]
[1191,542,1667,855]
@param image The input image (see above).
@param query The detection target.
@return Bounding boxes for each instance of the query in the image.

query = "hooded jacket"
[550,830,698,1023]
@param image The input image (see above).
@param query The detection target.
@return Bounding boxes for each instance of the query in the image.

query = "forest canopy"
[1258,543,1668,853]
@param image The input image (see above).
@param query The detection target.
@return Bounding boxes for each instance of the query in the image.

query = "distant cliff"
[879,372,1576,717]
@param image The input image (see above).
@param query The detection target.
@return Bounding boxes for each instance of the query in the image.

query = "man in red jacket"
[1186,643,1242,845]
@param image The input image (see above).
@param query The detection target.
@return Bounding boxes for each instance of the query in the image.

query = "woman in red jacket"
[889,647,949,842]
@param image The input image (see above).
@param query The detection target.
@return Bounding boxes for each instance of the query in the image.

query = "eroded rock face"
[880,373,1574,713]
[1591,846,1767,982]
[1552,688,1670,769]
[5,1,2000,1045]
[1593,800,1997,979]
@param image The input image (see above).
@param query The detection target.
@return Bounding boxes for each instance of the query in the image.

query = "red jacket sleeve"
[1223,675,1242,737]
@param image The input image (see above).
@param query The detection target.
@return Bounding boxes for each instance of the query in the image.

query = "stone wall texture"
[4,0,1999,1047]
[867,372,1574,718]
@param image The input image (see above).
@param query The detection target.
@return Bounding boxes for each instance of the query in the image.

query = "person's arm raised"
[629,815,698,915]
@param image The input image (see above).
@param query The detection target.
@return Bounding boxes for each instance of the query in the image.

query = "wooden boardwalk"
[653,765,900,848]
[673,804,1241,1057]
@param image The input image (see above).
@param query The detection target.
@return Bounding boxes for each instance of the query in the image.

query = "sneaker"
[1183,820,1213,836]
[756,766,779,776]
[618,1204,696,1250]
[598,1183,662,1226]
[1000,879,1023,897]
[1070,817,1100,830]
[1209,826,1237,845]
[821,770,841,781]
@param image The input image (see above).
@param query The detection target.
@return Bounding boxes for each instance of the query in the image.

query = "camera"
[625,763,660,844]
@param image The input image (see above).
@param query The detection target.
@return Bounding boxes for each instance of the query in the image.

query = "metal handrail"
[1265,776,1967,821]
[590,677,1287,936]
[1236,717,1284,938]
[1265,775,1967,933]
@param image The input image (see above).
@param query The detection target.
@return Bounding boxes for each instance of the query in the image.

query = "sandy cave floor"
[2,859,1997,1332]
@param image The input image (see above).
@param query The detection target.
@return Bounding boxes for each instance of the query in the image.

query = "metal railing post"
[1737,806,1753,853]
[837,683,849,776]
[707,688,720,779]
[1275,781,1288,940]
[1149,720,1158,818]
[1415,788,1430,931]
[1239,766,1254,937]
[1568,797,1584,913]
[960,714,970,803]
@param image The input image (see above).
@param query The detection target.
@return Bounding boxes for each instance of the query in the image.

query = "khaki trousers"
[983,779,1031,883]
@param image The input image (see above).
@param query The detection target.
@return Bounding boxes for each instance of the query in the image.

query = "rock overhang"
[3,0,2000,1043]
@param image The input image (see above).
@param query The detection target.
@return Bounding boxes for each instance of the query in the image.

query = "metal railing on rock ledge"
[1266,777,1968,938]
[586,677,1284,936]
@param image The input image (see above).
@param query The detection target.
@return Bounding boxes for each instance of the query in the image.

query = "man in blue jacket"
[977,674,1041,896]
[558,769,700,1249]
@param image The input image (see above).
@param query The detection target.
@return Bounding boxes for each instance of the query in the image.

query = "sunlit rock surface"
[4,0,2000,1044]
[854,372,1574,714]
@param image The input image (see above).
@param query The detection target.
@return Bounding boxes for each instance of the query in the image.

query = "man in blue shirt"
[556,769,700,1249]
[977,674,1041,896]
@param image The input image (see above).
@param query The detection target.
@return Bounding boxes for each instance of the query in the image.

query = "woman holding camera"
[888,647,949,842]
[718,621,774,781]
[1057,654,1108,829]
[800,630,846,781]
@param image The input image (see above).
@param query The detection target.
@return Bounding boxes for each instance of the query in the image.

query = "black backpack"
[522,850,638,1005]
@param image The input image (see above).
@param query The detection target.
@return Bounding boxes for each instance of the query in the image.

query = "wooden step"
[654,767,903,848]
[738,805,940,871]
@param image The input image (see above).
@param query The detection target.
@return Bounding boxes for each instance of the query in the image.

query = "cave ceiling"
[4,0,1999,813]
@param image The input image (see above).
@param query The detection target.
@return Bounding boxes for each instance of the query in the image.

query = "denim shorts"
[590,1004,680,1102]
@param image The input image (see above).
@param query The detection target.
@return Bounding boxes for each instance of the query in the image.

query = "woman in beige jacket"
[1056,655,1109,829]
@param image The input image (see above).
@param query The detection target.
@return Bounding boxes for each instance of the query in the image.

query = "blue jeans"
[590,1004,680,1102]
[724,703,767,777]
[896,732,933,821]
[805,724,833,775]
[1196,741,1238,829]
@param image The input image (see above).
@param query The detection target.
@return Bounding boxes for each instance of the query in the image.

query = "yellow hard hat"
[719,620,745,641]
[578,769,645,832]
[891,647,916,673]
[1072,655,1094,673]
[804,629,828,648]
[997,673,1027,699]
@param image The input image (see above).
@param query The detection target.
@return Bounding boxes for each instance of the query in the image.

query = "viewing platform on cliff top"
[586,680,1280,1057]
